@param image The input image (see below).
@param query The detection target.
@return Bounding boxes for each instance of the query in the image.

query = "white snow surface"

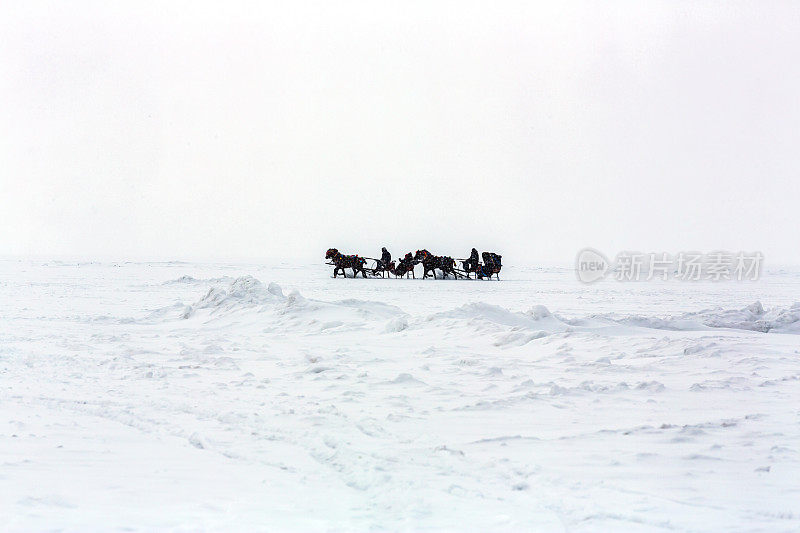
[2,260,799,531]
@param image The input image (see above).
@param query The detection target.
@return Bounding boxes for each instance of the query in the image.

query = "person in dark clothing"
[380,247,391,269]
[464,248,479,273]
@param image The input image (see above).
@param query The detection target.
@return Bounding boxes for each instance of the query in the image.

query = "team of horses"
[325,248,502,280]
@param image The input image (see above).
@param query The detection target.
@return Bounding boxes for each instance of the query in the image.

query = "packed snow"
[1,260,799,531]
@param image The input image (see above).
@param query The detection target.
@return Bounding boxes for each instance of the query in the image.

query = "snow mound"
[384,316,409,333]
[609,301,800,333]
[190,276,285,314]
[427,302,569,336]
[527,305,552,320]
[431,302,548,328]
[175,277,407,333]
[691,301,800,333]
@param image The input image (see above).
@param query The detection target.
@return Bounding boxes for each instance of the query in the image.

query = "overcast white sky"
[1,1,799,264]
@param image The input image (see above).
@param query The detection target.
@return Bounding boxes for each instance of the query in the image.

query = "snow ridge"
[176,278,800,336]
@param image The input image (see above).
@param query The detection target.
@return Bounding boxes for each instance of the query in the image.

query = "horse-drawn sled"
[325,248,502,280]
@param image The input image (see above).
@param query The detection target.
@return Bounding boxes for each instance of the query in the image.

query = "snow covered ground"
[1,259,799,531]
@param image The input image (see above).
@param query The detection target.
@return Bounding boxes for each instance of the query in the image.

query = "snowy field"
[2,259,799,532]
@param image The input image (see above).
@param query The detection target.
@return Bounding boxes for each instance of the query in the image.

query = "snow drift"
[177,276,407,333]
[168,278,800,338]
[604,301,800,334]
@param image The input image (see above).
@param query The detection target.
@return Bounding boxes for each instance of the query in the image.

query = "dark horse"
[325,248,368,278]
[414,250,460,279]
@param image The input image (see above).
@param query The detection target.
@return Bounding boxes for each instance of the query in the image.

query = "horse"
[414,250,461,279]
[325,248,368,278]
[438,256,460,278]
